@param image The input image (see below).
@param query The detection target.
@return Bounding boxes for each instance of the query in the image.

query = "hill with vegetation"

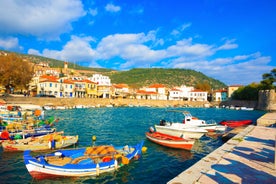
[107,68,226,89]
[1,50,227,90]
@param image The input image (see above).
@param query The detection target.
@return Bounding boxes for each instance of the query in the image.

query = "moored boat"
[2,132,78,152]
[154,123,207,139]
[23,141,144,180]
[153,111,226,139]
[0,126,56,141]
[146,130,195,150]
[219,119,253,128]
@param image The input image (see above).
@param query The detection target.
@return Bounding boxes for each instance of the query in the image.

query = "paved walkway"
[168,125,276,184]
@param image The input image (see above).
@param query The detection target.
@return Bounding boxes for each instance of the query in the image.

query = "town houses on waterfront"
[22,61,236,102]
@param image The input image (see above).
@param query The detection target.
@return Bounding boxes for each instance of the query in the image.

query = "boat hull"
[154,125,207,139]
[219,120,253,128]
[2,135,78,152]
[146,132,194,150]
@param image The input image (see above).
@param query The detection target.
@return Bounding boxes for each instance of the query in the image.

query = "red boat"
[219,120,253,128]
[145,131,195,150]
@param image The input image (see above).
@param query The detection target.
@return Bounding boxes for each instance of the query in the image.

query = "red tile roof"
[136,90,157,95]
[148,84,165,88]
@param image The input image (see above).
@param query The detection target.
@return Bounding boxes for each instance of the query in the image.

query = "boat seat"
[45,156,72,166]
[78,158,93,165]
[71,152,84,159]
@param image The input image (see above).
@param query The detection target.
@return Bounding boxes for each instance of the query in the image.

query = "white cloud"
[217,39,238,50]
[171,23,192,36]
[89,8,98,16]
[0,0,85,39]
[28,49,41,56]
[105,3,121,13]
[0,37,20,50]
[166,38,214,57]
[29,35,97,63]
[96,33,166,68]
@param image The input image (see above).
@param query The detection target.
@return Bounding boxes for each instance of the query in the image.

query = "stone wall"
[257,89,276,111]
[219,89,276,111]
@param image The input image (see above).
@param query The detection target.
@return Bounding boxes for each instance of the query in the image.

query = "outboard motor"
[149,126,155,133]
[160,119,166,126]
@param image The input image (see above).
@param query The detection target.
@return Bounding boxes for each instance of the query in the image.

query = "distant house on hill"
[228,84,243,98]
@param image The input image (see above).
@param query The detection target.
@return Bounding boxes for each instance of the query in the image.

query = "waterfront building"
[37,75,59,96]
[73,79,86,98]
[213,89,228,101]
[168,85,194,100]
[84,79,98,98]
[88,74,111,98]
[111,84,130,98]
[189,89,208,101]
[136,89,158,100]
[168,88,182,100]
[146,84,167,100]
[59,79,75,98]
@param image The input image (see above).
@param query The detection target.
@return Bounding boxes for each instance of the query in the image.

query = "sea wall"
[2,96,211,108]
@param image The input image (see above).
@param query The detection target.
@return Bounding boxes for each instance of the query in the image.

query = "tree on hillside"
[260,68,276,89]
[195,82,211,92]
[0,54,34,93]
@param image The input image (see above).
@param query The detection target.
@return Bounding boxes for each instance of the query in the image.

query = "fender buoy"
[0,131,10,140]
[102,156,112,162]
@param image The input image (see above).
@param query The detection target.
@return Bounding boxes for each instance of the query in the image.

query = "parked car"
[35,94,56,98]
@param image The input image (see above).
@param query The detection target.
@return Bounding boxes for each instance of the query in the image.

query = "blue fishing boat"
[23,141,144,180]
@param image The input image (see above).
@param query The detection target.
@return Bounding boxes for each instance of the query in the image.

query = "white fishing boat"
[154,111,226,139]
[154,123,207,139]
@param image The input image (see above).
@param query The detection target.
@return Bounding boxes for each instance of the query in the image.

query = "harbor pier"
[168,113,276,184]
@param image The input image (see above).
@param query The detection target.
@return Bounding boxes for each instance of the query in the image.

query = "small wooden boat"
[145,130,195,150]
[2,132,78,152]
[219,120,253,128]
[0,126,56,141]
[23,141,144,179]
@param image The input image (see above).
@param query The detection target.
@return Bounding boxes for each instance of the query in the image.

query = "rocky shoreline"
[2,96,216,108]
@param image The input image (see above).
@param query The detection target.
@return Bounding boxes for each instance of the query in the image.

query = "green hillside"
[107,68,226,89]
[1,50,226,89]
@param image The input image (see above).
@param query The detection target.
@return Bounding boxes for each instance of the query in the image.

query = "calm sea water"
[0,107,265,184]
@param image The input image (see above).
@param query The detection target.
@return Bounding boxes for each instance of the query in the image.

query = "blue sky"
[0,0,275,85]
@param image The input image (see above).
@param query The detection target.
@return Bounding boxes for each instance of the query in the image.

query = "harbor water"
[0,107,265,184]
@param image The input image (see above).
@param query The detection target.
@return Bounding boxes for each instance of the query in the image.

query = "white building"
[146,84,167,100]
[168,85,194,100]
[188,89,208,101]
[88,74,111,98]
[88,74,111,86]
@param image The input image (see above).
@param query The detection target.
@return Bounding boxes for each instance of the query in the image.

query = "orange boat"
[145,130,195,150]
